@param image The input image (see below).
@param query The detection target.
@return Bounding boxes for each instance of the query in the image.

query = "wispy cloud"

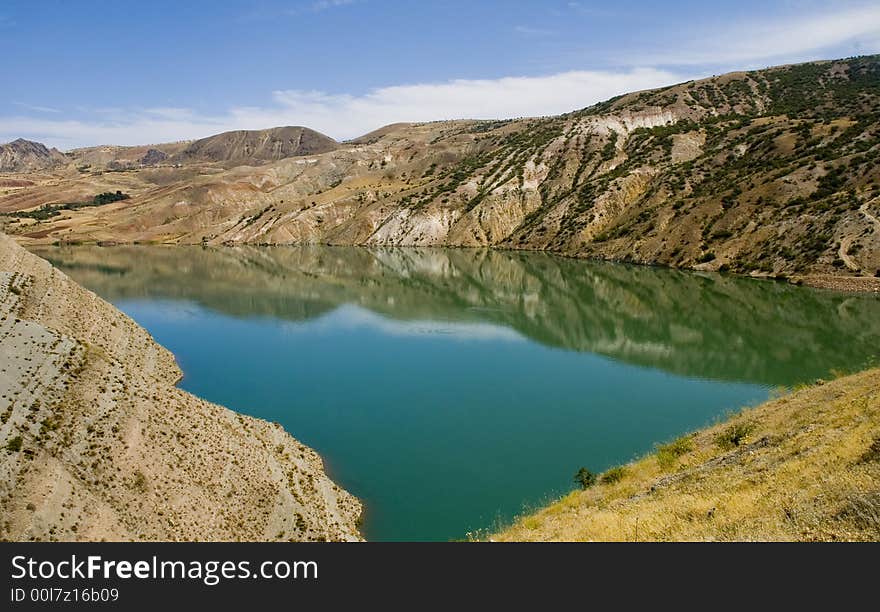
[142,107,198,121]
[287,0,361,16]
[514,25,555,37]
[312,0,357,10]
[0,67,684,149]
[12,102,61,114]
[642,4,880,66]
[566,2,616,16]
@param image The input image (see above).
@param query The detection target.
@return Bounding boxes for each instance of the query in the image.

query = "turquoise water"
[40,246,880,541]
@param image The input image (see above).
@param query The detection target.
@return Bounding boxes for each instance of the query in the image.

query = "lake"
[37,245,880,541]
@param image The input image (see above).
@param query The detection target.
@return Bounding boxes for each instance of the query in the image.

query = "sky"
[2,0,880,149]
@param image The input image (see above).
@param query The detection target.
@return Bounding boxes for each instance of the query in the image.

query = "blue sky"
[2,0,880,148]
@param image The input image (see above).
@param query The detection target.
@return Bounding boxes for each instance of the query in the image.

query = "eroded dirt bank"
[0,234,362,541]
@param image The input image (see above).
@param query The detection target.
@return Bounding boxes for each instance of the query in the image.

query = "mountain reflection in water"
[39,245,880,387]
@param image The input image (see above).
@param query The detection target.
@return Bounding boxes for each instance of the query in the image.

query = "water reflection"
[38,245,880,386]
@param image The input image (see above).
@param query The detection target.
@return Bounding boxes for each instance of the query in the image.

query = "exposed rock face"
[0,234,362,541]
[175,126,339,165]
[139,148,168,166]
[0,139,66,172]
[5,56,880,282]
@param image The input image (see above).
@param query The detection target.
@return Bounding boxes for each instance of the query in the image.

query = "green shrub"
[574,467,596,490]
[600,466,627,485]
[715,422,755,450]
[39,418,59,436]
[5,436,22,453]
[1,191,130,220]
[656,435,694,469]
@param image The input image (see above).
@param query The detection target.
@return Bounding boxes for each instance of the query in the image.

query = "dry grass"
[495,368,880,541]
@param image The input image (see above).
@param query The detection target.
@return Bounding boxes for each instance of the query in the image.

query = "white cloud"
[644,4,880,66]
[0,67,684,149]
[260,67,681,129]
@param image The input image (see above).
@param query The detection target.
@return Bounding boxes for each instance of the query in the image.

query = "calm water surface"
[39,246,880,540]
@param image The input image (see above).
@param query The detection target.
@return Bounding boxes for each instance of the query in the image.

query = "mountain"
[0,138,67,172]
[3,55,880,286]
[26,127,338,172]
[174,126,339,165]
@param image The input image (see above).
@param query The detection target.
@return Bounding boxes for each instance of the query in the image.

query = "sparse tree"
[574,467,596,490]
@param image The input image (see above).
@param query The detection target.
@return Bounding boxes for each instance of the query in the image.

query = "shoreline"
[494,367,880,541]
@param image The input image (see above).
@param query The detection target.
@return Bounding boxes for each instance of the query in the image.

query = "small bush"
[715,422,755,450]
[6,436,22,453]
[859,437,880,464]
[132,470,148,492]
[39,418,59,436]
[600,466,627,485]
[656,435,694,469]
[837,491,880,536]
[574,467,596,490]
[522,517,542,530]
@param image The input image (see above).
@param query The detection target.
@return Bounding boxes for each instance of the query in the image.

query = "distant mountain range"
[2,55,879,285]
[1,126,338,172]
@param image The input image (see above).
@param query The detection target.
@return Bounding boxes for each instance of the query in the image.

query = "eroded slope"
[0,234,361,541]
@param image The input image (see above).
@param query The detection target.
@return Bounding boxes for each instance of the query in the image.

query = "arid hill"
[0,139,67,173]
[2,56,880,286]
[69,141,191,171]
[174,126,339,165]
[0,234,362,541]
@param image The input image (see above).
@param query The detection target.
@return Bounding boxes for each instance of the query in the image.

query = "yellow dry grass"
[495,368,880,541]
